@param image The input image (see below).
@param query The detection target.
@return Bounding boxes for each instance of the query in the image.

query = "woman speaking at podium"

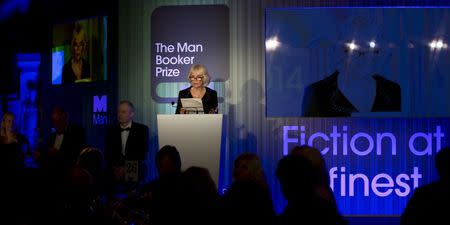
[176,64,218,114]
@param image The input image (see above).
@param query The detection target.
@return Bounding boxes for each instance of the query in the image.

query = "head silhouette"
[436,147,450,183]
[156,145,181,177]
[276,154,319,201]
[289,145,330,187]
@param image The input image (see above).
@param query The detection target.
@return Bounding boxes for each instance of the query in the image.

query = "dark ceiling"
[1,0,111,52]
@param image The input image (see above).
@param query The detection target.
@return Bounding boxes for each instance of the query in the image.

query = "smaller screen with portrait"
[52,16,107,85]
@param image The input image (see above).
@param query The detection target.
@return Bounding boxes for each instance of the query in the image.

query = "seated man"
[401,147,450,225]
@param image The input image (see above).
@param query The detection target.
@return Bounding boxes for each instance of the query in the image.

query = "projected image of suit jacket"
[301,70,401,117]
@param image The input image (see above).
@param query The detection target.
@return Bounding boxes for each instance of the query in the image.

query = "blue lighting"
[0,0,30,21]
[52,49,64,85]
[16,53,40,168]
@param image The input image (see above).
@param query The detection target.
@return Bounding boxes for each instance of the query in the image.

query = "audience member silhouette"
[400,147,450,225]
[76,147,105,195]
[64,147,105,225]
[183,166,222,225]
[144,145,187,225]
[222,152,275,225]
[154,145,182,178]
[289,145,338,206]
[275,146,347,225]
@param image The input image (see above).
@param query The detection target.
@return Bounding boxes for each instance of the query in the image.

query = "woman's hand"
[208,107,218,114]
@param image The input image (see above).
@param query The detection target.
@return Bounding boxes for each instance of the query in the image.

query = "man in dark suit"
[42,106,86,178]
[400,147,450,225]
[35,106,86,224]
[105,100,149,192]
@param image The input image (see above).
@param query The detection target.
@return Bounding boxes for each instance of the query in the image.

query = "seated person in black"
[400,147,450,225]
[175,64,218,114]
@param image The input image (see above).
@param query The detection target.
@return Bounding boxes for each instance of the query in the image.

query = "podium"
[157,114,223,186]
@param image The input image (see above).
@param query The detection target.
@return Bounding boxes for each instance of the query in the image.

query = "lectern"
[157,114,223,186]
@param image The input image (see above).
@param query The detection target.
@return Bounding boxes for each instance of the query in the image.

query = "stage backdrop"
[265,7,450,215]
[117,0,450,217]
[151,5,229,104]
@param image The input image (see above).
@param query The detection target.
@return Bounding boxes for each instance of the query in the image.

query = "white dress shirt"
[53,134,64,150]
[120,122,132,156]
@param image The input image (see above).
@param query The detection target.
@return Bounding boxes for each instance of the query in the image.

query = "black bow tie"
[120,127,131,132]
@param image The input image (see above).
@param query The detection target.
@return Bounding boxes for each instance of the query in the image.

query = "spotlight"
[346,42,358,51]
[429,40,437,49]
[369,41,376,48]
[436,40,444,49]
[266,37,280,51]
[429,39,447,50]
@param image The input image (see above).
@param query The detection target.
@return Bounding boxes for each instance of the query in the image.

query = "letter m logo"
[93,95,107,112]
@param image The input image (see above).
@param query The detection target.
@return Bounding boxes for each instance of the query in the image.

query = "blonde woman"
[1,112,28,169]
[1,112,17,144]
[175,64,218,114]
[1,112,28,146]
[222,153,275,224]
[62,23,91,83]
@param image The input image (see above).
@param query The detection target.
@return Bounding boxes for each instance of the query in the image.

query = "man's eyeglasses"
[189,76,204,81]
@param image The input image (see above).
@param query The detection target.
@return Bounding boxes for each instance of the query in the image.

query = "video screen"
[52,16,107,85]
[265,7,450,117]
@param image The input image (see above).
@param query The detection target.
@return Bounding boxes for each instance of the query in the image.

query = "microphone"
[171,101,176,108]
